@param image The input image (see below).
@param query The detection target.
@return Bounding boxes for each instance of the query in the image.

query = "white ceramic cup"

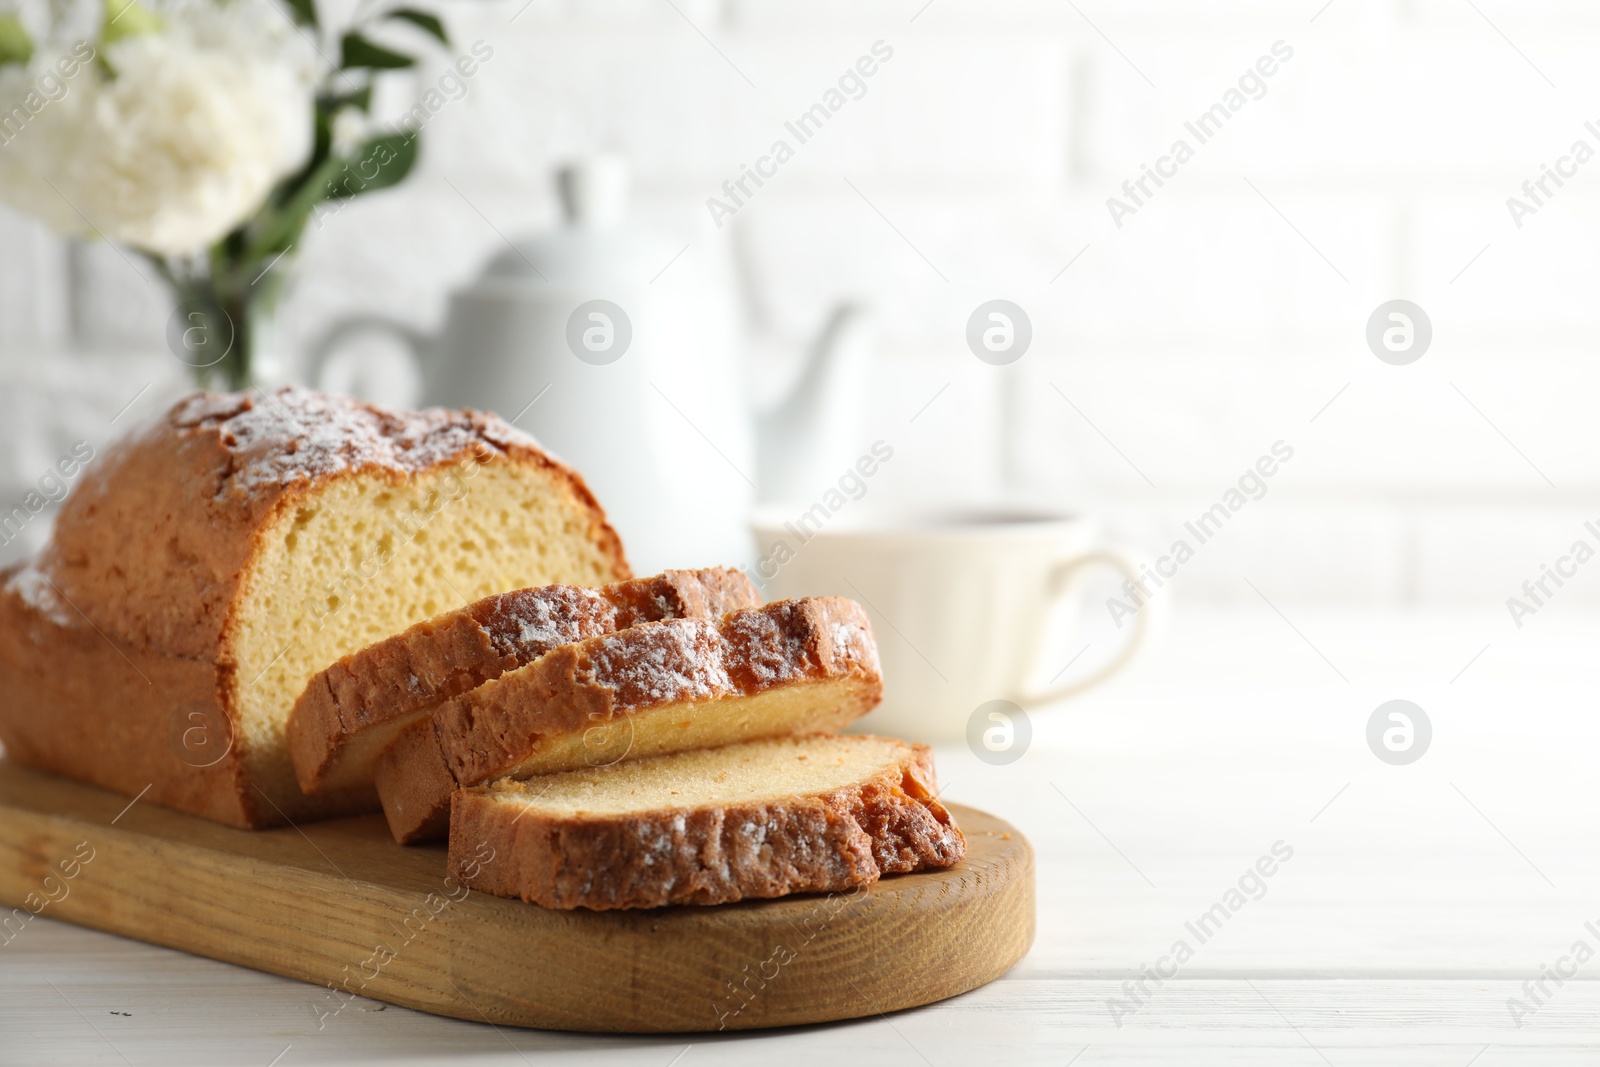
[750,508,1153,742]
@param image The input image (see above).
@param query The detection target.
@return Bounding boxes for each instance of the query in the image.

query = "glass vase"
[159,256,291,392]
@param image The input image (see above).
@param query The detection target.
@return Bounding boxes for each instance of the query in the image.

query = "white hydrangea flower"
[0,0,318,257]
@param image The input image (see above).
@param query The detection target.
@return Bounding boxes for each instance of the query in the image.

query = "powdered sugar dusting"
[577,599,875,709]
[492,585,612,655]
[5,563,73,627]
[725,603,810,686]
[832,619,878,673]
[587,619,730,706]
[632,813,685,870]
[738,819,772,850]
[481,572,757,663]
[168,386,539,498]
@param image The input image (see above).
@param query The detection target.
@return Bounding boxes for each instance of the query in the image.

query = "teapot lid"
[480,155,664,284]
[556,155,629,230]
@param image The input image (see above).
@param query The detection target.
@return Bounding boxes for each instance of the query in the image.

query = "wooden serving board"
[0,760,1033,1033]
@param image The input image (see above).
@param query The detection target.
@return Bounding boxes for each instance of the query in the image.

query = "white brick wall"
[4,0,1600,603]
[0,213,69,349]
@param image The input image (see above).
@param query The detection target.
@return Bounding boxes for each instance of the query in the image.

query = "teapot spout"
[756,302,875,505]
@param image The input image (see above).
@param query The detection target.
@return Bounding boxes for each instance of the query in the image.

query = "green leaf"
[329,132,418,198]
[340,32,414,70]
[0,14,33,69]
[243,132,418,261]
[246,153,347,258]
[311,97,334,163]
[283,0,317,29]
[102,0,162,45]
[325,84,373,114]
[384,8,448,46]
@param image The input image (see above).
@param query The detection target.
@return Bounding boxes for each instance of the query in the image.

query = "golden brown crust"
[0,388,629,828]
[371,717,457,844]
[39,389,627,659]
[287,612,496,798]
[376,597,882,844]
[289,568,760,794]
[0,567,375,827]
[439,597,881,785]
[447,740,965,910]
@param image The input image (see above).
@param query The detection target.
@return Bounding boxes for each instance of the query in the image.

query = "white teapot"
[309,157,872,573]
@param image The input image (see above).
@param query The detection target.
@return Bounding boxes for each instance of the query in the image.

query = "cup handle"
[304,315,429,407]
[1015,549,1153,707]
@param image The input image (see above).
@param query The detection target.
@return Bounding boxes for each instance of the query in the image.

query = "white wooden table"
[7,603,1600,1065]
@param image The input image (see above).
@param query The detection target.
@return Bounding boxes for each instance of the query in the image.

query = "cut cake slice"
[288,568,759,794]
[373,596,882,844]
[447,733,965,909]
